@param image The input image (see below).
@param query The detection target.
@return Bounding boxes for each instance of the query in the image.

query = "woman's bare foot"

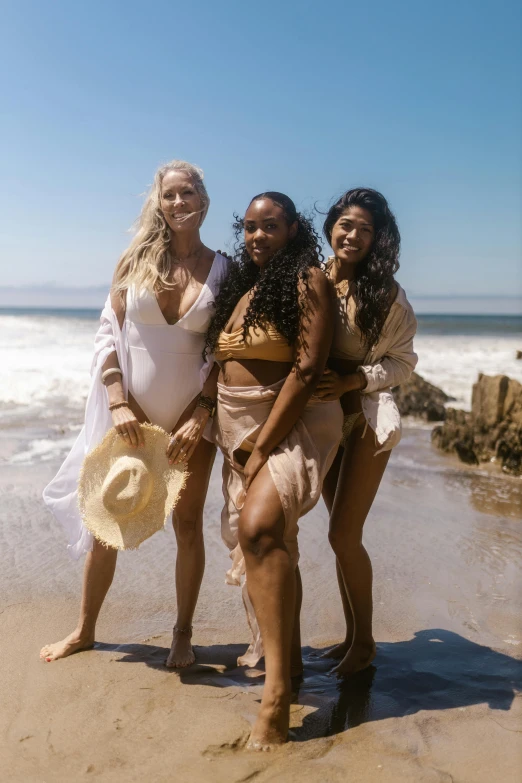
[332,640,376,675]
[320,639,351,660]
[247,686,290,751]
[40,630,95,662]
[165,626,195,669]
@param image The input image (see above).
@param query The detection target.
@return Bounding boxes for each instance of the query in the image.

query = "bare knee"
[328,525,363,557]
[173,515,203,548]
[239,514,281,561]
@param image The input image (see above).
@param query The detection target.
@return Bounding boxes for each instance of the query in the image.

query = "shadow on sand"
[96,628,522,741]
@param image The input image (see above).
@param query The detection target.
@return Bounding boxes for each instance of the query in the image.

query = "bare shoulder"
[109,287,126,329]
[298,266,329,296]
[201,245,217,272]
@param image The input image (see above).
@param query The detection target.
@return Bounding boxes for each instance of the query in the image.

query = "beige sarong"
[214,379,343,666]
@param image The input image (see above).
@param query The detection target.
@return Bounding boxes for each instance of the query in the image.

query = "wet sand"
[1,426,521,782]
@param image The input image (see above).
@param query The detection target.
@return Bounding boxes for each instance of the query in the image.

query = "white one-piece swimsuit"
[125,253,229,434]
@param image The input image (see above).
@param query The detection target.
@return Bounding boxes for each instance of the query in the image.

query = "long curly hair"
[323,188,400,348]
[112,160,209,295]
[205,192,323,355]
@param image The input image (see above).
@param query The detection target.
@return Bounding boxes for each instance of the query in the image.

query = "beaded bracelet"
[197,394,216,417]
[108,400,129,411]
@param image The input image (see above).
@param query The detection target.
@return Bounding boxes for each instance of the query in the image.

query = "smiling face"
[160,170,202,232]
[244,198,297,267]
[330,205,375,265]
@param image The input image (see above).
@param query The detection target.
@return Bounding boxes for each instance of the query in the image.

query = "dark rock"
[471,373,509,427]
[516,350,522,360]
[431,374,522,476]
[393,372,453,421]
[431,408,473,453]
[454,441,479,465]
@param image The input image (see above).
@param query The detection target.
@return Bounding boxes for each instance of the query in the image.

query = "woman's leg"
[40,394,148,663]
[290,565,303,677]
[321,447,355,659]
[328,421,391,674]
[166,436,216,668]
[40,539,118,661]
[239,463,296,748]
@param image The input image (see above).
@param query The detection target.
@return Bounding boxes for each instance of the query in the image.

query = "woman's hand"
[111,406,144,448]
[315,369,349,401]
[243,446,268,492]
[315,369,366,400]
[167,407,210,464]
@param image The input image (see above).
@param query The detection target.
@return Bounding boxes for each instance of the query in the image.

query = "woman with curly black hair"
[206,192,342,748]
[315,188,418,675]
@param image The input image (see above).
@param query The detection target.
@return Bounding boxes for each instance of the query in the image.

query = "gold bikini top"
[215,323,294,363]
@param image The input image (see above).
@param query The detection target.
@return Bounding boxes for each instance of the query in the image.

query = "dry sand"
[1,427,521,782]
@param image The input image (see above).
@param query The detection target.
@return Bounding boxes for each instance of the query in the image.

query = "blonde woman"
[41,160,229,667]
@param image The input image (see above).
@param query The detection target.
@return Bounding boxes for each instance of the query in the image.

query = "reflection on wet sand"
[100,628,522,742]
[445,470,522,519]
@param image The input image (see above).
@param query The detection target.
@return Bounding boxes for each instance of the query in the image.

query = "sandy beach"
[1,421,521,782]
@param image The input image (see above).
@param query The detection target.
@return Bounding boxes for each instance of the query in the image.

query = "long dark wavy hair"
[323,188,400,348]
[205,192,323,354]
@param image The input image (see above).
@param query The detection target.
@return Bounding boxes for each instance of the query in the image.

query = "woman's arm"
[358,313,418,393]
[102,289,144,447]
[166,363,220,463]
[243,267,333,489]
[315,310,418,400]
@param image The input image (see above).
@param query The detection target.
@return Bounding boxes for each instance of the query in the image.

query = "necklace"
[168,245,204,288]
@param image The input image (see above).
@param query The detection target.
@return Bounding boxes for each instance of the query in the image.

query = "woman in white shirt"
[315,188,417,675]
[41,160,229,668]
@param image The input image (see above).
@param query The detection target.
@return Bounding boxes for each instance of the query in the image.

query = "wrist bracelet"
[102,367,123,384]
[108,400,129,411]
[197,400,214,416]
[197,394,216,417]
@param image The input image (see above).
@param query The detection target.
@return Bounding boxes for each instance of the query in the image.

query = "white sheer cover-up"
[43,253,229,559]
[214,379,343,667]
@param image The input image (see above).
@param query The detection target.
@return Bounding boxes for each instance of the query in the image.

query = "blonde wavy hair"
[112,160,210,294]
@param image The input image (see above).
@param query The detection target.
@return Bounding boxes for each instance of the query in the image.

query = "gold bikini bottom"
[340,412,364,446]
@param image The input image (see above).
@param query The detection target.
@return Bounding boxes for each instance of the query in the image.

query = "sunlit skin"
[160,170,204,235]
[330,205,375,272]
[316,206,375,402]
[316,202,396,676]
[219,197,333,748]
[243,199,298,268]
[39,169,218,671]
[221,199,298,391]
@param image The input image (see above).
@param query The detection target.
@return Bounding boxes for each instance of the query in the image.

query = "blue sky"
[1,0,520,303]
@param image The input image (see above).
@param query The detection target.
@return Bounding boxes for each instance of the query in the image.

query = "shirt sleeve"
[358,313,418,394]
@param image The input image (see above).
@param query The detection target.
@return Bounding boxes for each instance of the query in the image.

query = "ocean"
[0,307,521,466]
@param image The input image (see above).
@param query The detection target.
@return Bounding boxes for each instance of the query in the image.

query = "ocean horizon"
[1,305,521,333]
[0,285,520,315]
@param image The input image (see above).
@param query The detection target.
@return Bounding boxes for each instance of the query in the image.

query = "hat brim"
[78,424,187,550]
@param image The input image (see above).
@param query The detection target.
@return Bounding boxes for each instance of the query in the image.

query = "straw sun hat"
[78,424,187,550]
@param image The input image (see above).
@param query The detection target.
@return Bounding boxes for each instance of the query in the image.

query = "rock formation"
[393,372,453,421]
[431,374,522,475]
